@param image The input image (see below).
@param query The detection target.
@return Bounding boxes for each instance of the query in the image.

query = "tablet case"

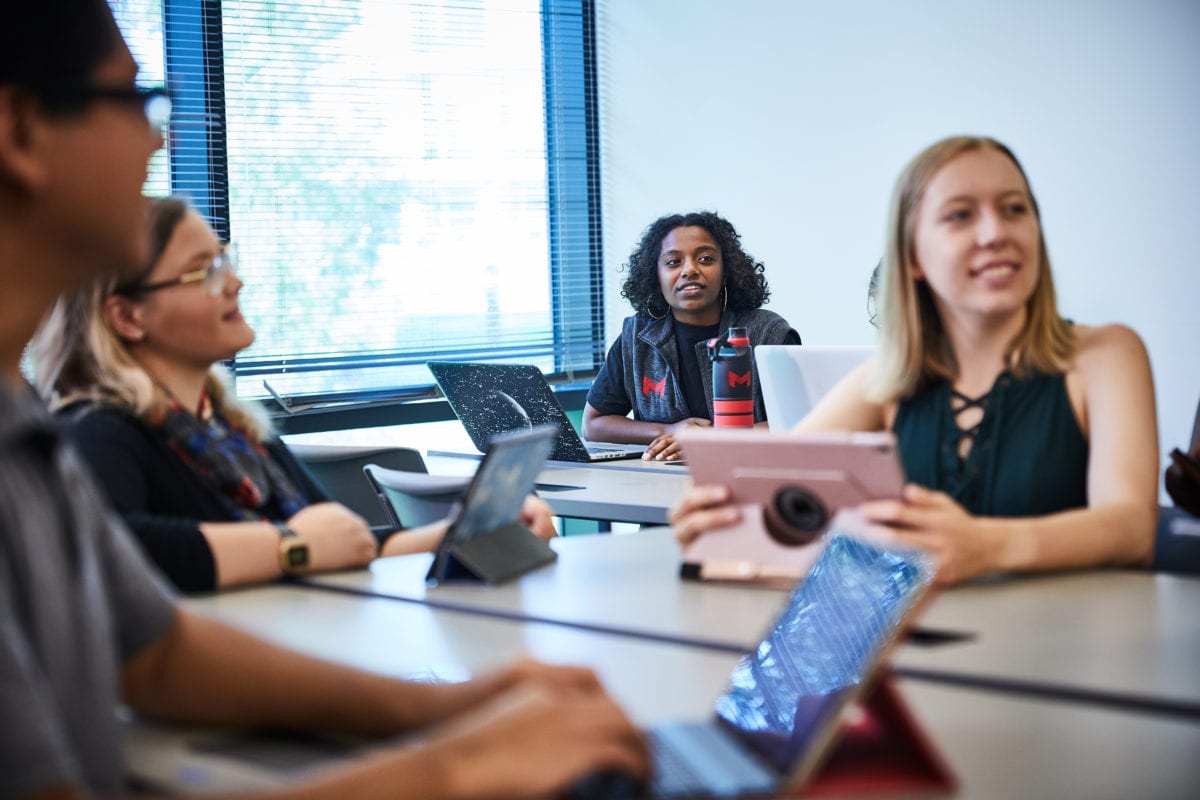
[801,673,957,797]
[426,425,558,586]
[430,519,557,585]
[676,429,906,584]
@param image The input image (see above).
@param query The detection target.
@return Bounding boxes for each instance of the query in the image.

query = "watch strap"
[274,520,299,539]
[274,521,309,574]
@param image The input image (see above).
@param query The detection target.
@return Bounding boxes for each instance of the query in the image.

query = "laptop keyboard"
[584,444,643,460]
[563,724,765,800]
[649,723,776,797]
[649,729,709,793]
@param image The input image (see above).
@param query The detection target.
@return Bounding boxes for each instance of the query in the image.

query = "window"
[110,0,603,418]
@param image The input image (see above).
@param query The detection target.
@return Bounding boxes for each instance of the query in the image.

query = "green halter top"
[892,371,1088,517]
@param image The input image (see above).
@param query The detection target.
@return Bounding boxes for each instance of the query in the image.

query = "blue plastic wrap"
[714,532,933,773]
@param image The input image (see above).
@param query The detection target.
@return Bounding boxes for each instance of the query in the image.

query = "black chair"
[1153,506,1200,575]
[363,464,471,530]
[1153,394,1200,575]
[290,444,428,531]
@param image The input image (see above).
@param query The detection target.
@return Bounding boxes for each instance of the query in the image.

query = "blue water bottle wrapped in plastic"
[708,326,754,428]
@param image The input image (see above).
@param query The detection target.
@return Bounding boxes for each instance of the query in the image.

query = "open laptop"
[427,361,646,463]
[755,345,873,432]
[124,532,940,797]
[566,529,938,799]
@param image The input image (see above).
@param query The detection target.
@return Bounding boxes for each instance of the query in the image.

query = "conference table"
[303,528,1200,719]
[171,579,1200,799]
[250,424,1200,796]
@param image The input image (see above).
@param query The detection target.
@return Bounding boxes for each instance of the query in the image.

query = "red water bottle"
[708,327,754,427]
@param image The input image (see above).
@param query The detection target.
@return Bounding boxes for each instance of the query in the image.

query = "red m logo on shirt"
[642,376,666,397]
[728,371,751,388]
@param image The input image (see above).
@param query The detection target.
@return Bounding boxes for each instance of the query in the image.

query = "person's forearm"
[123,610,461,735]
[201,520,282,588]
[379,522,448,557]
[232,742,459,800]
[583,414,664,444]
[984,501,1156,574]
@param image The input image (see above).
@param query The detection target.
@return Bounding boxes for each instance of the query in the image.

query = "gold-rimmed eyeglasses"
[123,244,237,298]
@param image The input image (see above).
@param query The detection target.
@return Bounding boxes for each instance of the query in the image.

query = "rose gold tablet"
[676,428,905,584]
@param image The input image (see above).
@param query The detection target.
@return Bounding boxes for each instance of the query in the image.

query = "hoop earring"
[647,302,668,321]
[722,285,728,312]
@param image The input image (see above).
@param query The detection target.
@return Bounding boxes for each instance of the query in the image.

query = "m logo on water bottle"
[642,375,666,397]
[710,326,754,428]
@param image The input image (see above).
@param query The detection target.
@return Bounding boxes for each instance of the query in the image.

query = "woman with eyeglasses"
[32,196,555,592]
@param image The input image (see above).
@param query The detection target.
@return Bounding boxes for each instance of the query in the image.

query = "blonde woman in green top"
[673,136,1158,585]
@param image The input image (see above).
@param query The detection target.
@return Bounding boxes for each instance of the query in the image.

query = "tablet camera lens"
[766,486,827,546]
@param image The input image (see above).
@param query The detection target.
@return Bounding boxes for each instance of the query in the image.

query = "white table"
[183,584,736,724]
[895,569,1200,718]
[303,529,1200,718]
[894,679,1200,799]
[173,583,1200,799]
[303,528,780,650]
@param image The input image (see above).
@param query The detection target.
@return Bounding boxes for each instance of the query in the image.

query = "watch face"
[284,542,309,569]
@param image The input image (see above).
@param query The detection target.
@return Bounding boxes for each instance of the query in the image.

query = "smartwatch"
[274,521,310,575]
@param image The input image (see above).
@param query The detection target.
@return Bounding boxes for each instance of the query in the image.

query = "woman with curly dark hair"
[584,211,800,461]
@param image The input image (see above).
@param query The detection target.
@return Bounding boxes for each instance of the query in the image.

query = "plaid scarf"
[157,389,308,521]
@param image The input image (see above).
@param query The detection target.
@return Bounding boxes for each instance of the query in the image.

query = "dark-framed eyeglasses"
[39,85,173,129]
[123,244,238,299]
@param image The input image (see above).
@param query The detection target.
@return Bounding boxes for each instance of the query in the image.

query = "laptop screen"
[713,533,933,773]
[755,346,873,431]
[427,361,587,459]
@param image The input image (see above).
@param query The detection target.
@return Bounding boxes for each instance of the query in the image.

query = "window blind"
[110,0,604,409]
[110,0,171,197]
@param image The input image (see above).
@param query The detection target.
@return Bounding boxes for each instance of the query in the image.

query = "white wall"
[597,0,1200,480]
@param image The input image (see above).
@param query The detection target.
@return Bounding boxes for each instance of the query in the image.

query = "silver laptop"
[755,345,873,432]
[427,361,646,463]
[576,527,931,796]
[569,530,935,798]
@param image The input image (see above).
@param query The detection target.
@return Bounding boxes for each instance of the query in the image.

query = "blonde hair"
[868,136,1075,403]
[30,196,271,440]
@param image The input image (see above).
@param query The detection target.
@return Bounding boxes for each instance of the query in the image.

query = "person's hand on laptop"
[644,417,712,461]
[419,674,649,800]
[396,658,648,798]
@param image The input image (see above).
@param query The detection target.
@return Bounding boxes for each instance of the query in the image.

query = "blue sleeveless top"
[893,371,1088,517]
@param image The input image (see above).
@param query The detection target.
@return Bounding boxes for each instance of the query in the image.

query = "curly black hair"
[619,211,771,318]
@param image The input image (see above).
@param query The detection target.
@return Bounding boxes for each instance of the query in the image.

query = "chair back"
[1153,506,1200,575]
[363,464,472,529]
[290,444,427,528]
[1155,391,1200,574]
